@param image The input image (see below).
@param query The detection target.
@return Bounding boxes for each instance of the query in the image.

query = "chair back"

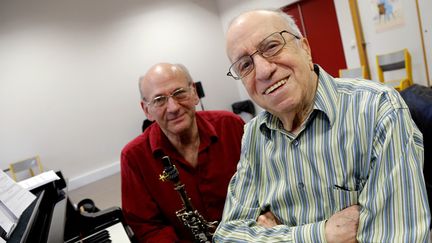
[232,100,256,122]
[376,48,413,91]
[9,155,44,181]
[339,66,366,79]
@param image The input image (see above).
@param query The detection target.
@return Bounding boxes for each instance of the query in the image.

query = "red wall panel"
[282,0,346,77]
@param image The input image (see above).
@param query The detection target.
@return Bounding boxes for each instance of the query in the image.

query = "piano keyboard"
[69,222,131,243]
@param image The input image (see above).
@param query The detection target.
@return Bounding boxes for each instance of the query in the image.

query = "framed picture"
[9,155,43,181]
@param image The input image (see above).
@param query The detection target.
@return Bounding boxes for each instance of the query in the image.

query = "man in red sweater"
[121,63,245,242]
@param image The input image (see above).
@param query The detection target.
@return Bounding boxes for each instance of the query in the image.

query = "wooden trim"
[348,0,370,79]
[297,4,307,37]
[415,0,431,86]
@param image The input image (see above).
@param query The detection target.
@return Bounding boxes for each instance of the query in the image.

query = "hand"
[325,205,360,243]
[257,210,281,228]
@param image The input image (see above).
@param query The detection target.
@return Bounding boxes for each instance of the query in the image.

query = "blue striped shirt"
[214,66,431,242]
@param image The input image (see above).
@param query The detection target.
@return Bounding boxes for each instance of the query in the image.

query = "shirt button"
[293,140,299,147]
[298,182,305,189]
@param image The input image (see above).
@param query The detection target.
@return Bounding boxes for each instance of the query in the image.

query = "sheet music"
[0,170,36,238]
[0,203,15,239]
[17,170,60,191]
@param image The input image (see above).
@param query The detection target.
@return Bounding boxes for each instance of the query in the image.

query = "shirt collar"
[259,64,339,137]
[313,64,338,127]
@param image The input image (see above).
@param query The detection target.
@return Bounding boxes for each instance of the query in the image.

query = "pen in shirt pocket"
[334,180,365,191]
[334,184,354,191]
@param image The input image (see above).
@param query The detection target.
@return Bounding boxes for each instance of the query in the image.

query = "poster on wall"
[371,0,405,32]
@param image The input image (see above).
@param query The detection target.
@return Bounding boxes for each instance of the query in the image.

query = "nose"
[165,96,181,112]
[253,54,276,81]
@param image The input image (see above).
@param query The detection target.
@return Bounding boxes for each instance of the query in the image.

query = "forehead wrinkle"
[227,12,288,62]
[141,66,187,100]
[227,27,264,63]
[228,39,254,63]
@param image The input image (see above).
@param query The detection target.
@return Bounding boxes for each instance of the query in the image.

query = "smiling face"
[226,10,318,126]
[139,63,199,137]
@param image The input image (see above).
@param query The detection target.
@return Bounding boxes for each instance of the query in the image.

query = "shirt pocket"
[331,186,359,212]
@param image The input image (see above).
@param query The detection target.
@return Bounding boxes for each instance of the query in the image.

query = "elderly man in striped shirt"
[214,9,431,243]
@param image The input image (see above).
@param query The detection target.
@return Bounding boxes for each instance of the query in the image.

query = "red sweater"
[121,111,244,242]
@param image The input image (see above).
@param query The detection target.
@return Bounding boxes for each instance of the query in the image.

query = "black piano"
[5,172,136,243]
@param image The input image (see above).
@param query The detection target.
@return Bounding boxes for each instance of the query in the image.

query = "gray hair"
[138,75,146,100]
[174,63,194,84]
[274,9,303,38]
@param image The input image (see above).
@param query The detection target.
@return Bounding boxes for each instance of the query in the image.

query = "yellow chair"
[376,48,413,91]
[9,155,44,181]
[339,66,366,79]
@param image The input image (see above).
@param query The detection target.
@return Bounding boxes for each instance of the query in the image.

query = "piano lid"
[6,190,45,243]
[6,171,135,243]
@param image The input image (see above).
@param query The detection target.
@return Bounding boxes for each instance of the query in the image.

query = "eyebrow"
[151,87,184,99]
[230,34,269,62]
[230,48,251,63]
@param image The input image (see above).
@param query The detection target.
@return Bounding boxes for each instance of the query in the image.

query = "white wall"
[333,0,360,69]
[0,0,240,189]
[333,0,430,86]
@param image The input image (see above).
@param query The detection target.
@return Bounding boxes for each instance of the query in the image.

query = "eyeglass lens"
[228,31,297,80]
[149,87,190,108]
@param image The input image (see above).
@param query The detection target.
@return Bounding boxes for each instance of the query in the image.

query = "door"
[282,0,347,77]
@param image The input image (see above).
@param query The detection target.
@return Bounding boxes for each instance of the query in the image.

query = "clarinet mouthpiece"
[161,156,172,167]
[159,156,180,183]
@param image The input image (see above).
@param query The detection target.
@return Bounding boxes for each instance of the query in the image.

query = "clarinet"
[159,155,217,243]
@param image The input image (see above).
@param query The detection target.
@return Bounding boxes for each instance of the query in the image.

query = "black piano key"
[84,232,109,243]
[82,229,110,243]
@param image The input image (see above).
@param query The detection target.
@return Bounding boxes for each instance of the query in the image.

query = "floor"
[68,172,121,210]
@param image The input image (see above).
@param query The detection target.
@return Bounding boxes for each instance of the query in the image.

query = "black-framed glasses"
[227,30,300,80]
[144,85,193,108]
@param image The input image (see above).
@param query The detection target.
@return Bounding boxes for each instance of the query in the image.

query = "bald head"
[139,63,193,100]
[226,10,302,62]
[228,9,301,37]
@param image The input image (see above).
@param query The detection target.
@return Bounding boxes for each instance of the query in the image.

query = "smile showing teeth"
[264,79,287,95]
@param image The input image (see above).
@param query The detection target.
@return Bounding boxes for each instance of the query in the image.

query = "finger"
[257,215,268,226]
[348,204,361,211]
[257,215,276,228]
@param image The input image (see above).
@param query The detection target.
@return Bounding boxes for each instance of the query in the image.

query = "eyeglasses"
[144,85,192,108]
[227,30,300,80]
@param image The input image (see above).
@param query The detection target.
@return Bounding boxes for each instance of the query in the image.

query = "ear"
[300,38,314,70]
[141,100,155,121]
[191,83,200,105]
